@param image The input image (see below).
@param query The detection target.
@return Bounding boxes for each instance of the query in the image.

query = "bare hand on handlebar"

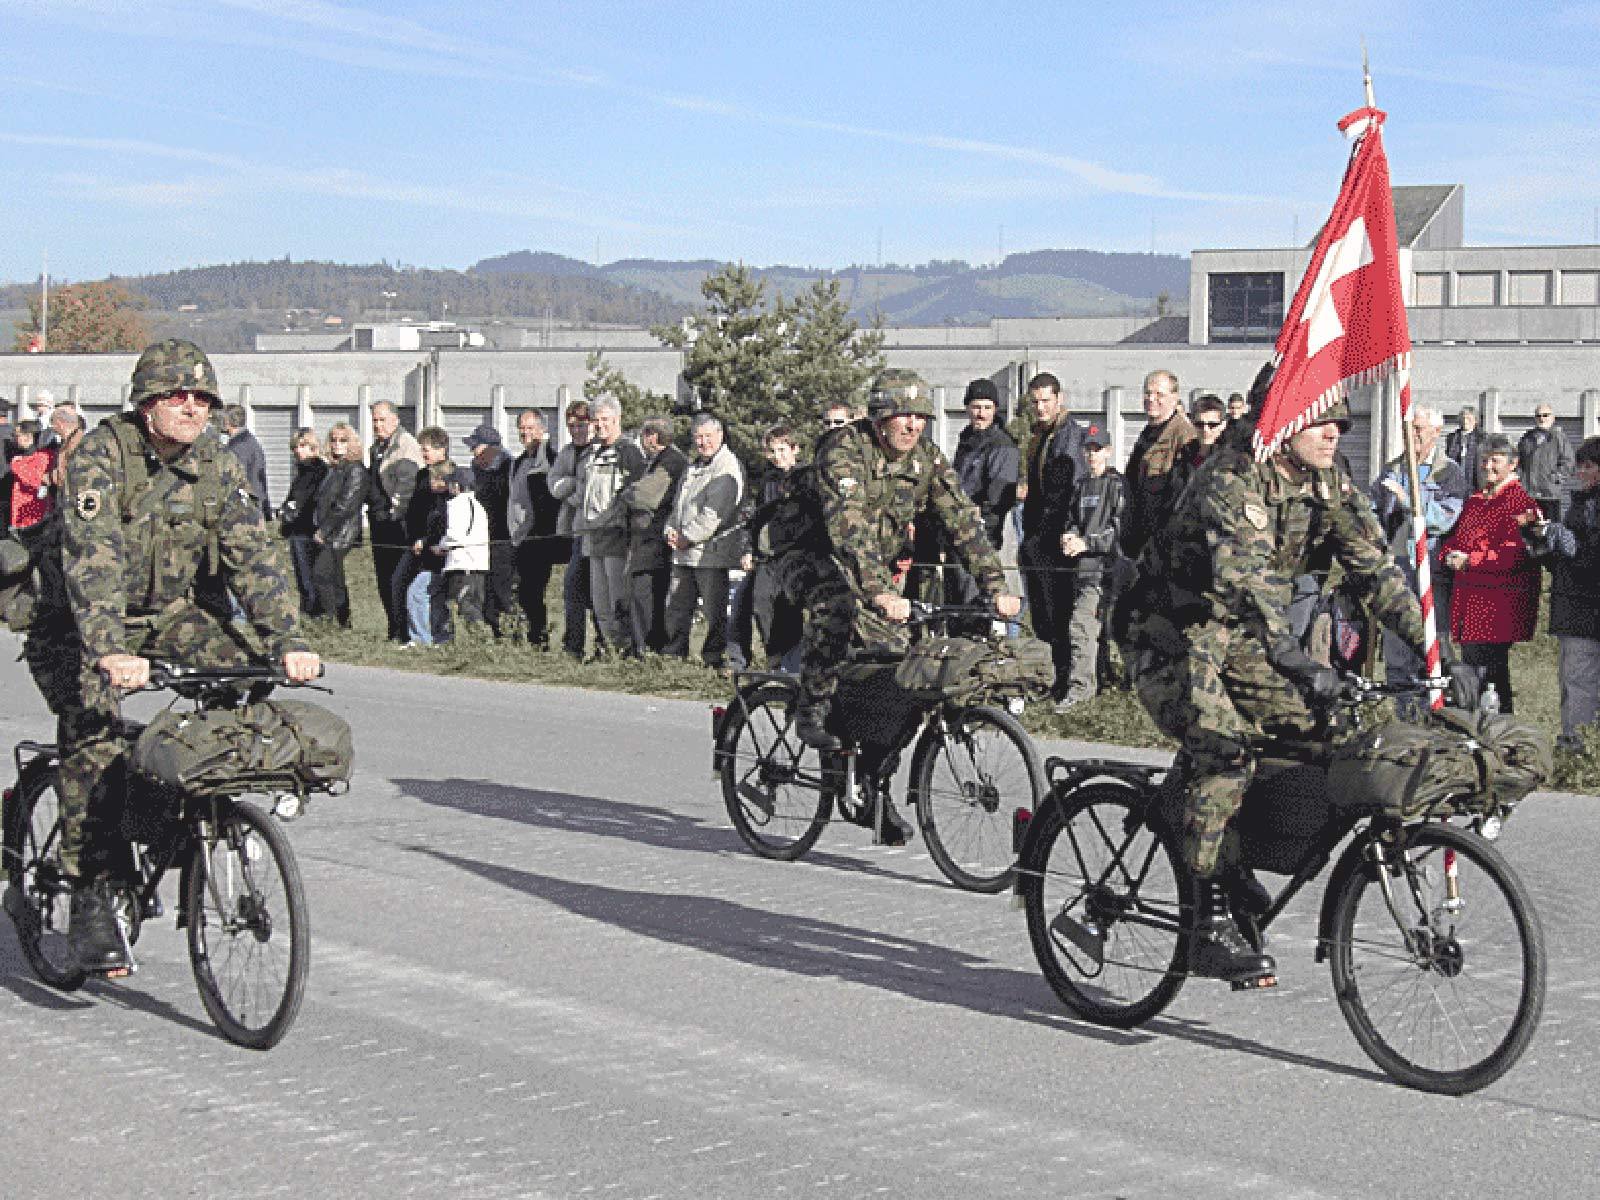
[102,652,323,693]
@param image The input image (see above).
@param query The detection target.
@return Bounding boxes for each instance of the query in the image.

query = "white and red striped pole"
[1396,378,1446,710]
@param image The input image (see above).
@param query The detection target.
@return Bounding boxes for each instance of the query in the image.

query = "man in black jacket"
[952,379,1019,551]
[221,404,271,517]
[1017,371,1087,701]
[1057,434,1124,710]
[507,411,561,646]
[1445,406,1483,493]
[466,424,515,636]
[1518,404,1575,521]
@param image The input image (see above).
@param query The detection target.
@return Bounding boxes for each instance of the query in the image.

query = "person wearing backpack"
[27,339,318,975]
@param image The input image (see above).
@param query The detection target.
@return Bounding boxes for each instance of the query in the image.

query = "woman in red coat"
[1441,433,1544,712]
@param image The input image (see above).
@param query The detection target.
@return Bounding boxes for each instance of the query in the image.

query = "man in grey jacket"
[664,413,744,669]
[574,398,646,654]
[222,404,271,517]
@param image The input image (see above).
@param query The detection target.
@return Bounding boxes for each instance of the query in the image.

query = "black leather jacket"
[313,460,369,552]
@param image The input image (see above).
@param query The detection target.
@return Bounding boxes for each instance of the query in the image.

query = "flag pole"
[1367,49,1447,708]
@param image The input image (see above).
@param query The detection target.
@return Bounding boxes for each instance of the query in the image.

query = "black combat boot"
[874,797,914,847]
[794,697,841,751]
[1189,878,1275,986]
[69,880,129,974]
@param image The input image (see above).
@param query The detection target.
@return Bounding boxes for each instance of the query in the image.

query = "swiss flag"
[1254,106,1411,460]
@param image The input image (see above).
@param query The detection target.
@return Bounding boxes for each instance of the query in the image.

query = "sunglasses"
[823,417,848,427]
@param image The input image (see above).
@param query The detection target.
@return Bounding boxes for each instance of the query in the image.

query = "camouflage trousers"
[771,551,910,704]
[1131,619,1319,878]
[25,605,253,879]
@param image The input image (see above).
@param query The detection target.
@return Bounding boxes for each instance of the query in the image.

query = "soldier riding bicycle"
[15,339,319,975]
[764,368,1023,844]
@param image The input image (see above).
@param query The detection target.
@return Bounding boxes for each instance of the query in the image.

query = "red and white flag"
[1254,106,1411,460]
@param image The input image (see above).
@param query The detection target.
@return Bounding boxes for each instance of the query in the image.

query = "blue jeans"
[404,566,446,645]
[287,534,319,616]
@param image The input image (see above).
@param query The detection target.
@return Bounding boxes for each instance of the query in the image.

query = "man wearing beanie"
[952,378,1019,551]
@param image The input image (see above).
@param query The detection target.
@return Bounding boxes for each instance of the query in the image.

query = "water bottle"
[1480,682,1500,716]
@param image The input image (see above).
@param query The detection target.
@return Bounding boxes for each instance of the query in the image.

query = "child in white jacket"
[439,485,490,628]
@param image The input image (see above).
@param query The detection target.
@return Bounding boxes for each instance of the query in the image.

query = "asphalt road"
[1,640,1596,1198]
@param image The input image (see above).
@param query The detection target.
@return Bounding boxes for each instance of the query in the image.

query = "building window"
[1507,271,1550,306]
[1561,271,1599,305]
[1207,272,1285,343]
[1412,272,1446,307]
[1455,272,1499,306]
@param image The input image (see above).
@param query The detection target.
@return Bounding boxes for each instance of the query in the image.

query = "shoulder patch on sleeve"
[1242,503,1269,531]
[75,489,103,521]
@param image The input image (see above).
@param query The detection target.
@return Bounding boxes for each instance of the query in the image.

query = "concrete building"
[7,184,1600,505]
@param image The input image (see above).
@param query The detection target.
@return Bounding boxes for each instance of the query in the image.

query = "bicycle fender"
[1316,833,1376,964]
[1011,775,1148,904]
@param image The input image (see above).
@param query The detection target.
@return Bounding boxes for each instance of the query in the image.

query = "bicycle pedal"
[93,963,135,980]
[1229,973,1278,992]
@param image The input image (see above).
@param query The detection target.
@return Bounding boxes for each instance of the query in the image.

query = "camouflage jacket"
[1159,446,1424,655]
[61,413,307,662]
[814,421,1005,601]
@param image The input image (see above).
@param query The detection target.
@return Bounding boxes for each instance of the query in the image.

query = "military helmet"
[867,368,935,420]
[128,339,222,408]
[1316,398,1353,432]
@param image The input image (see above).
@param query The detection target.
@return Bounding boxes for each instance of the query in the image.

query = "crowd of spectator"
[2,378,1597,754]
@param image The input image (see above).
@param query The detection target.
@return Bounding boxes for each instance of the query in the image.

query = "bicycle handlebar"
[141,662,325,693]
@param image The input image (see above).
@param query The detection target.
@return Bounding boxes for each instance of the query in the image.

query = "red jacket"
[1441,477,1542,645]
[8,447,56,529]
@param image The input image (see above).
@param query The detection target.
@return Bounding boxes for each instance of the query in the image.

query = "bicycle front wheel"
[717,683,833,861]
[2,762,87,992]
[1020,783,1188,1027]
[1327,822,1545,1094]
[911,704,1042,892]
[185,800,309,1050]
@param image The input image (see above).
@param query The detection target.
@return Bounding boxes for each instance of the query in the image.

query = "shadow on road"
[393,775,947,890]
[0,925,231,1041]
[411,844,1144,1043]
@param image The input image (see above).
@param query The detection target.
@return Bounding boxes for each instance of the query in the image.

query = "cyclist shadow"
[409,844,1146,1045]
[0,930,230,1041]
[392,776,946,891]
[1145,1011,1388,1086]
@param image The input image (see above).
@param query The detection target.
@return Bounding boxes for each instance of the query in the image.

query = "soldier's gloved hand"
[1270,641,1345,704]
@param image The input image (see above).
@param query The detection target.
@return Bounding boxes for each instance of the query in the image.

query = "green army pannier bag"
[1327,707,1550,821]
[894,634,1054,702]
[131,700,354,796]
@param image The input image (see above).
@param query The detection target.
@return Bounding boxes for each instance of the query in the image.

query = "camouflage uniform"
[28,342,306,879]
[774,417,1006,706]
[1133,444,1425,877]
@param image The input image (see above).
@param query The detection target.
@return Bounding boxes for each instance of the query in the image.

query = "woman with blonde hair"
[311,422,368,627]
[281,427,329,615]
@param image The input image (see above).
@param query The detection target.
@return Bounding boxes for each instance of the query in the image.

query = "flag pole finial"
[1362,40,1376,107]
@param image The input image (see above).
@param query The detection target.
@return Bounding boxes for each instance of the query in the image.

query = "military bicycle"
[3,662,348,1050]
[712,603,1048,892]
[1014,677,1548,1094]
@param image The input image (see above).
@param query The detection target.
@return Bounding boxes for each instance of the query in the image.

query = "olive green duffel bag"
[894,635,1054,702]
[131,699,354,796]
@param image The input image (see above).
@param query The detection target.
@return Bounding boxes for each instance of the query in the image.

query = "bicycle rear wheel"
[911,704,1042,892]
[717,683,833,860]
[1327,822,1545,1094]
[2,762,88,992]
[185,799,309,1050]
[1020,783,1188,1027]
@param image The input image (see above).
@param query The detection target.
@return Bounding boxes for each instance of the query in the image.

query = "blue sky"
[2,0,1597,283]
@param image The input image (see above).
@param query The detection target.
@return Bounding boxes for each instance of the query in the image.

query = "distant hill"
[472,249,1189,324]
[0,249,1189,353]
